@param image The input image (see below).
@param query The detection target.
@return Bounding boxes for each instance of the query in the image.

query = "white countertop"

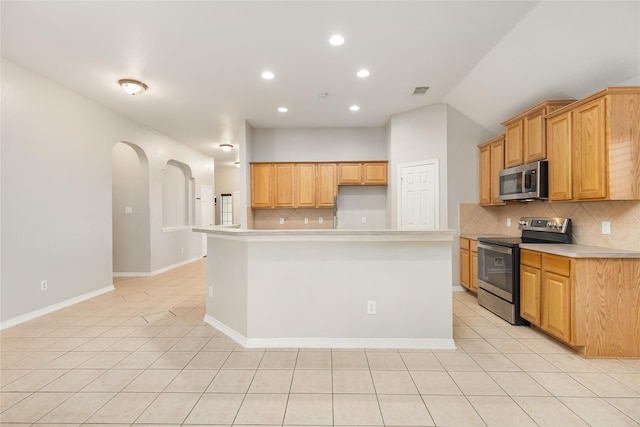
[460,233,511,240]
[193,226,458,242]
[520,243,640,259]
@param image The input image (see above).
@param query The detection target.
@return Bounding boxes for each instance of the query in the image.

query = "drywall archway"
[162,159,195,228]
[112,141,151,274]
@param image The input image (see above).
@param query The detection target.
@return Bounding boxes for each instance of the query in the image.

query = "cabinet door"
[338,163,362,185]
[470,249,479,292]
[460,248,470,289]
[296,164,316,207]
[573,97,607,199]
[251,163,273,208]
[520,264,541,325]
[524,110,545,163]
[490,139,506,205]
[274,163,295,207]
[317,163,337,208]
[541,271,571,342]
[363,162,387,185]
[505,120,523,168]
[547,112,573,201]
[478,144,491,206]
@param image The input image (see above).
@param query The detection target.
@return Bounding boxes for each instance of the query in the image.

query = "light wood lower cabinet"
[520,249,640,358]
[459,238,478,293]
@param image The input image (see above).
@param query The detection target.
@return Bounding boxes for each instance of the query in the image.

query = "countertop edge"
[520,243,640,259]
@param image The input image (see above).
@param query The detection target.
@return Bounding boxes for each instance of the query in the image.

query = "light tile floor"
[1,259,638,426]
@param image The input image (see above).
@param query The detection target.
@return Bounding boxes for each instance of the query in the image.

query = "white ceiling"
[2,1,639,168]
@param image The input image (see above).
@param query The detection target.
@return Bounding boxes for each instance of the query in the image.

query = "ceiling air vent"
[412,86,430,95]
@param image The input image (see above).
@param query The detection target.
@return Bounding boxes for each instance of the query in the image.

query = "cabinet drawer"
[470,240,478,253]
[521,249,542,268]
[542,253,570,276]
[460,238,470,250]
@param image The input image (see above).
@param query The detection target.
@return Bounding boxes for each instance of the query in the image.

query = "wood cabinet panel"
[317,163,337,208]
[504,121,523,168]
[490,138,505,205]
[547,112,573,200]
[573,97,608,200]
[460,246,470,289]
[479,143,491,206]
[520,264,541,325]
[470,249,478,292]
[521,249,542,269]
[524,111,545,163]
[274,163,295,207]
[296,164,316,207]
[251,163,273,208]
[363,162,388,185]
[338,163,362,185]
[541,270,572,342]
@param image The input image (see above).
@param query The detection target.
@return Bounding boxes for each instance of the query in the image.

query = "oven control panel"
[518,217,570,233]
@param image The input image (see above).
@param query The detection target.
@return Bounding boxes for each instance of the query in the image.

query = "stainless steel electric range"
[476,216,572,325]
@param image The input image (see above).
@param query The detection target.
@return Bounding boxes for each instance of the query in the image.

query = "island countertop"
[193,226,458,242]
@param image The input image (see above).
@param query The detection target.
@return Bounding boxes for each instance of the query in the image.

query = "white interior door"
[200,184,213,256]
[399,160,439,228]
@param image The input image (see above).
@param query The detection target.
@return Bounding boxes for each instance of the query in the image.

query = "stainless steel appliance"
[499,160,548,201]
[477,217,571,325]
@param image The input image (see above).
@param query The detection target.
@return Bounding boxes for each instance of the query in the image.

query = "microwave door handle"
[477,242,513,255]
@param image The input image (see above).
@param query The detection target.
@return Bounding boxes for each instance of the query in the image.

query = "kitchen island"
[193,227,457,349]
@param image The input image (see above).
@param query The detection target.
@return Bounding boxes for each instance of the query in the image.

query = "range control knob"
[518,220,527,226]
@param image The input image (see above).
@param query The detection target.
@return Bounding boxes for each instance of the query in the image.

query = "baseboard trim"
[452,285,467,292]
[113,256,202,277]
[203,314,456,350]
[0,285,115,330]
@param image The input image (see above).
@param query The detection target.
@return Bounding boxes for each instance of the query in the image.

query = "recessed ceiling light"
[219,143,234,152]
[329,34,345,46]
[261,71,275,80]
[278,107,288,113]
[349,105,360,112]
[118,79,148,95]
[356,69,370,78]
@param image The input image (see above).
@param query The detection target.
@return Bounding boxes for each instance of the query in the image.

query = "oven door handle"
[477,242,513,255]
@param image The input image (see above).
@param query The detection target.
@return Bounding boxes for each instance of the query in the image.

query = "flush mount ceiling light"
[356,69,370,78]
[318,92,329,99]
[329,34,345,46]
[261,71,275,80]
[118,79,148,95]
[219,143,234,152]
[278,107,288,113]
[349,105,360,111]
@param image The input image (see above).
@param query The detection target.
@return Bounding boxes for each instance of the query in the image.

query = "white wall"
[337,186,387,229]
[252,127,387,161]
[214,167,241,225]
[112,142,151,273]
[1,59,214,323]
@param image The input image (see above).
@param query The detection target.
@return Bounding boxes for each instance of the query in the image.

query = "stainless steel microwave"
[499,160,548,201]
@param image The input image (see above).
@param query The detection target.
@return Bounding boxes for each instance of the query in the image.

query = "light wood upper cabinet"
[573,97,608,200]
[338,162,388,185]
[504,120,523,168]
[546,87,640,201]
[316,163,337,208]
[363,162,388,185]
[251,163,273,208]
[547,111,573,201]
[274,163,295,207]
[478,135,505,206]
[296,164,316,207]
[503,100,575,168]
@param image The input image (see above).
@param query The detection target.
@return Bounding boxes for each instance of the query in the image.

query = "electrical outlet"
[208,286,213,298]
[367,300,376,315]
[40,280,48,291]
[125,207,133,214]
[506,218,511,227]
[180,247,184,253]
[319,217,323,224]
[361,217,367,224]
[279,218,284,225]
[602,221,611,235]
[304,218,309,224]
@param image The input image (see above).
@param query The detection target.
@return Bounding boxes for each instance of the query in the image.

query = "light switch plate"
[279,218,284,225]
[125,207,133,214]
[319,217,323,224]
[601,221,611,235]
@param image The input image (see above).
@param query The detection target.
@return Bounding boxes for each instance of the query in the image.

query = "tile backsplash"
[460,200,640,251]
[254,208,334,230]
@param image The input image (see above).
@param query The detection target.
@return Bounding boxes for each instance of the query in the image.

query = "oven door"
[477,242,514,302]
